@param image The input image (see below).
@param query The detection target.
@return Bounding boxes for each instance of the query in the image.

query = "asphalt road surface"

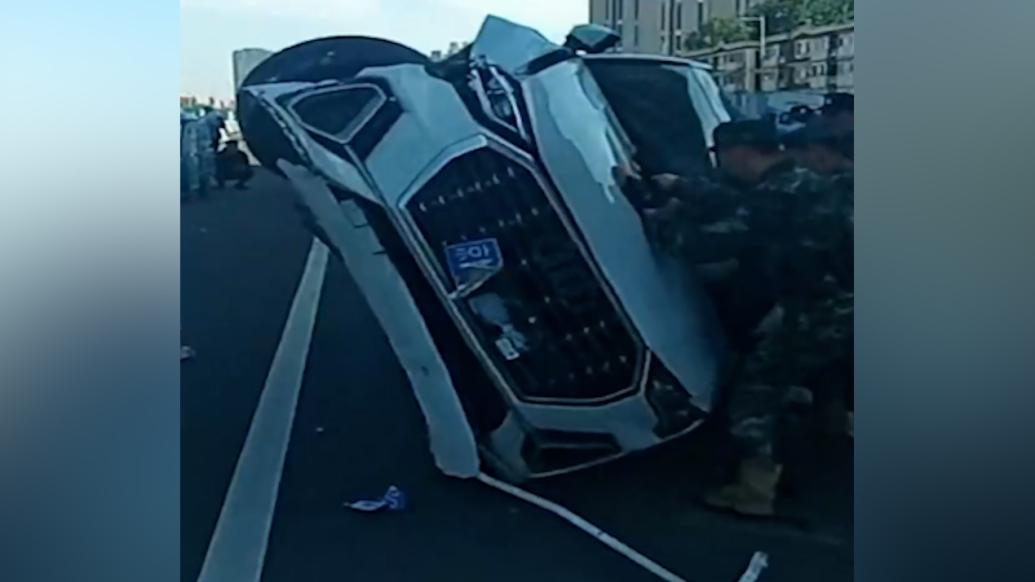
[181,169,853,582]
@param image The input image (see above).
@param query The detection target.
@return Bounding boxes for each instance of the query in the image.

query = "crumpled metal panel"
[277,159,481,478]
[469,15,561,77]
[240,80,482,478]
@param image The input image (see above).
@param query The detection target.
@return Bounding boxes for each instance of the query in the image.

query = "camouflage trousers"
[726,292,853,458]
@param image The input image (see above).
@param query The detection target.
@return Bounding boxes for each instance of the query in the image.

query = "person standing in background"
[180,115,209,201]
[197,109,225,192]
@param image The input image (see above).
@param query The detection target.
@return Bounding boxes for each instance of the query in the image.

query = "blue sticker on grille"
[445,238,503,286]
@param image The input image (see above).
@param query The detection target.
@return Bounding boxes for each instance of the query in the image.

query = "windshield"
[585,59,713,179]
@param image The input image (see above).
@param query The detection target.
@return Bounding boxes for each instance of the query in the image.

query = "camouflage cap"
[710,119,779,152]
[782,117,839,149]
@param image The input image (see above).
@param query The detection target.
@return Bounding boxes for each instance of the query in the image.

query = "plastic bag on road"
[343,485,407,513]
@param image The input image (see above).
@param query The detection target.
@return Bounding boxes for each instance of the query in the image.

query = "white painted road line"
[477,473,688,582]
[197,239,329,582]
[736,551,769,582]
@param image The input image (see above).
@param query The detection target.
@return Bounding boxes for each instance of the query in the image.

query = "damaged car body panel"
[238,16,732,481]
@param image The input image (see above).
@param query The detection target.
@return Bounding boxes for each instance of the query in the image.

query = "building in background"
[446,41,469,57]
[590,0,682,54]
[428,41,470,61]
[686,21,854,93]
[587,0,668,54]
[232,48,274,92]
[589,0,853,94]
[589,1,764,55]
[706,0,765,20]
[180,95,236,116]
[688,38,759,92]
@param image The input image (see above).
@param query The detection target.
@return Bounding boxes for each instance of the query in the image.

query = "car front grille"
[403,146,643,403]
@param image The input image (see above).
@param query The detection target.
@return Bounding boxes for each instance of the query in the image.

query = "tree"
[747,0,853,34]
[805,0,854,26]
[685,0,852,50]
[748,0,806,35]
[700,17,751,46]
[684,31,708,51]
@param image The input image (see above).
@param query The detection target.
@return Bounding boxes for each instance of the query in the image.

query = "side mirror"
[564,24,620,54]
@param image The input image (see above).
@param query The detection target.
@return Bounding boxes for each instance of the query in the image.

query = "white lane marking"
[197,238,329,582]
[736,551,770,582]
[477,473,687,582]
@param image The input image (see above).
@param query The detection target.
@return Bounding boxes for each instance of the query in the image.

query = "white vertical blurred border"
[0,2,179,581]
[859,1,1035,581]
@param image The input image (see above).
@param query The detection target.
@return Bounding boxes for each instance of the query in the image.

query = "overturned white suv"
[238,16,734,481]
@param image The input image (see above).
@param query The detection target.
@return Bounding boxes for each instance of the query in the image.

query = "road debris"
[181,345,196,361]
[343,485,407,513]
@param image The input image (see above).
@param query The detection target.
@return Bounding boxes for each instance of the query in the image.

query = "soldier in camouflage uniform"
[780,116,854,434]
[801,117,855,435]
[783,116,854,178]
[636,120,853,517]
[627,152,773,355]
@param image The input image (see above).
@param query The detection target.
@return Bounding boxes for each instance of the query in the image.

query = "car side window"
[291,85,383,142]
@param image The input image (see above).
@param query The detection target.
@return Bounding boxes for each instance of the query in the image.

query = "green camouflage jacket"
[646,161,852,303]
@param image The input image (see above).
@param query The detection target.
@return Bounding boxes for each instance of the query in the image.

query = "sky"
[181,0,589,101]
